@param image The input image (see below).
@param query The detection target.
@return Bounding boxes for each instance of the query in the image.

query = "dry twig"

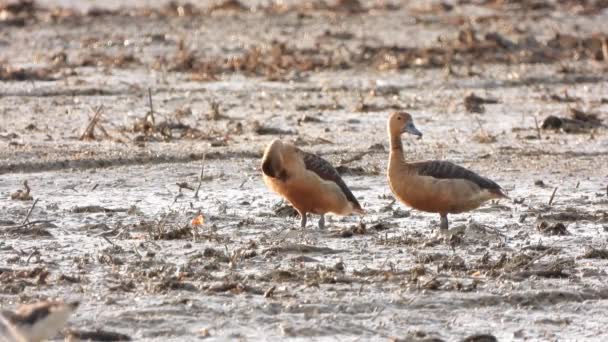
[534,115,541,139]
[548,187,558,205]
[80,106,104,141]
[194,154,207,199]
[21,198,39,225]
[146,88,156,127]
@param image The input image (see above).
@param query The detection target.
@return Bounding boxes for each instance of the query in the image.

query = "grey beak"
[403,122,423,137]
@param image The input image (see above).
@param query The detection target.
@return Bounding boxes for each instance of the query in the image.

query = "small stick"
[102,235,116,247]
[474,116,485,132]
[370,307,386,322]
[548,187,558,206]
[191,225,199,243]
[521,247,555,270]
[147,88,156,126]
[97,124,112,140]
[133,245,144,259]
[21,198,39,225]
[264,285,276,298]
[26,249,40,264]
[92,228,119,238]
[172,192,183,204]
[210,100,222,120]
[79,106,104,141]
[194,154,207,199]
[155,211,171,239]
[601,38,608,63]
[534,115,541,139]
[4,220,54,230]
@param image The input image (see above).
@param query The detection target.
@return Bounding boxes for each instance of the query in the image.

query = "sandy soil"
[1,0,608,341]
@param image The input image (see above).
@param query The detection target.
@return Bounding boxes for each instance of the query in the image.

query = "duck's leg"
[300,212,307,228]
[318,214,325,230]
[439,213,449,230]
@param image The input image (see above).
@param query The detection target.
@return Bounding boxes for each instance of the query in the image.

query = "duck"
[261,139,364,229]
[386,112,508,232]
[0,300,79,342]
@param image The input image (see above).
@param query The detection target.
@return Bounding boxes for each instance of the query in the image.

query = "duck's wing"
[411,160,507,196]
[300,151,363,210]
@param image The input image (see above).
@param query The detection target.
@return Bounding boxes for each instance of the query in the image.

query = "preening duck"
[261,139,364,229]
[386,112,508,232]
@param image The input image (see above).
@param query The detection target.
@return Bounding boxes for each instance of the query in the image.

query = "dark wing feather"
[300,151,362,210]
[412,160,504,192]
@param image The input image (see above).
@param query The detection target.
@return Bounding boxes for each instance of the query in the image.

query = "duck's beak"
[403,122,423,137]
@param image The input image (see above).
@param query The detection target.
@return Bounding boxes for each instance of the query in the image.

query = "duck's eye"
[397,117,401,121]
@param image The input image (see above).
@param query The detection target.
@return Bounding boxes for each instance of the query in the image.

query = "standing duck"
[386,112,508,232]
[261,139,364,229]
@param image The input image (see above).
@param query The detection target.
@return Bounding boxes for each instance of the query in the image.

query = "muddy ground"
[1,0,608,341]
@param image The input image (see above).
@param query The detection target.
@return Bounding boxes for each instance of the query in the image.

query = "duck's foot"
[300,213,307,229]
[440,214,449,230]
[318,215,325,230]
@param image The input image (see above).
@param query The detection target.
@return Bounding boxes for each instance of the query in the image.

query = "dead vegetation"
[10,180,33,200]
[580,247,608,259]
[536,221,570,235]
[79,106,105,141]
[0,0,37,26]
[77,52,140,68]
[66,329,132,341]
[4,5,608,85]
[147,26,608,82]
[363,28,608,72]
[464,93,499,114]
[540,208,601,222]
[541,106,603,133]
[0,267,49,294]
[118,90,233,144]
[0,64,55,81]
[472,117,497,143]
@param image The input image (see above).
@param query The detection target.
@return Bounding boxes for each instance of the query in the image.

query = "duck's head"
[261,139,292,181]
[388,112,422,138]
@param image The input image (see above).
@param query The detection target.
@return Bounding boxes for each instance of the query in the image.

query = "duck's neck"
[388,135,406,173]
[390,133,403,151]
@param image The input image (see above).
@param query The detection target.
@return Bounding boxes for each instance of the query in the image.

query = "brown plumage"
[386,112,508,231]
[261,139,364,229]
[1,300,79,342]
